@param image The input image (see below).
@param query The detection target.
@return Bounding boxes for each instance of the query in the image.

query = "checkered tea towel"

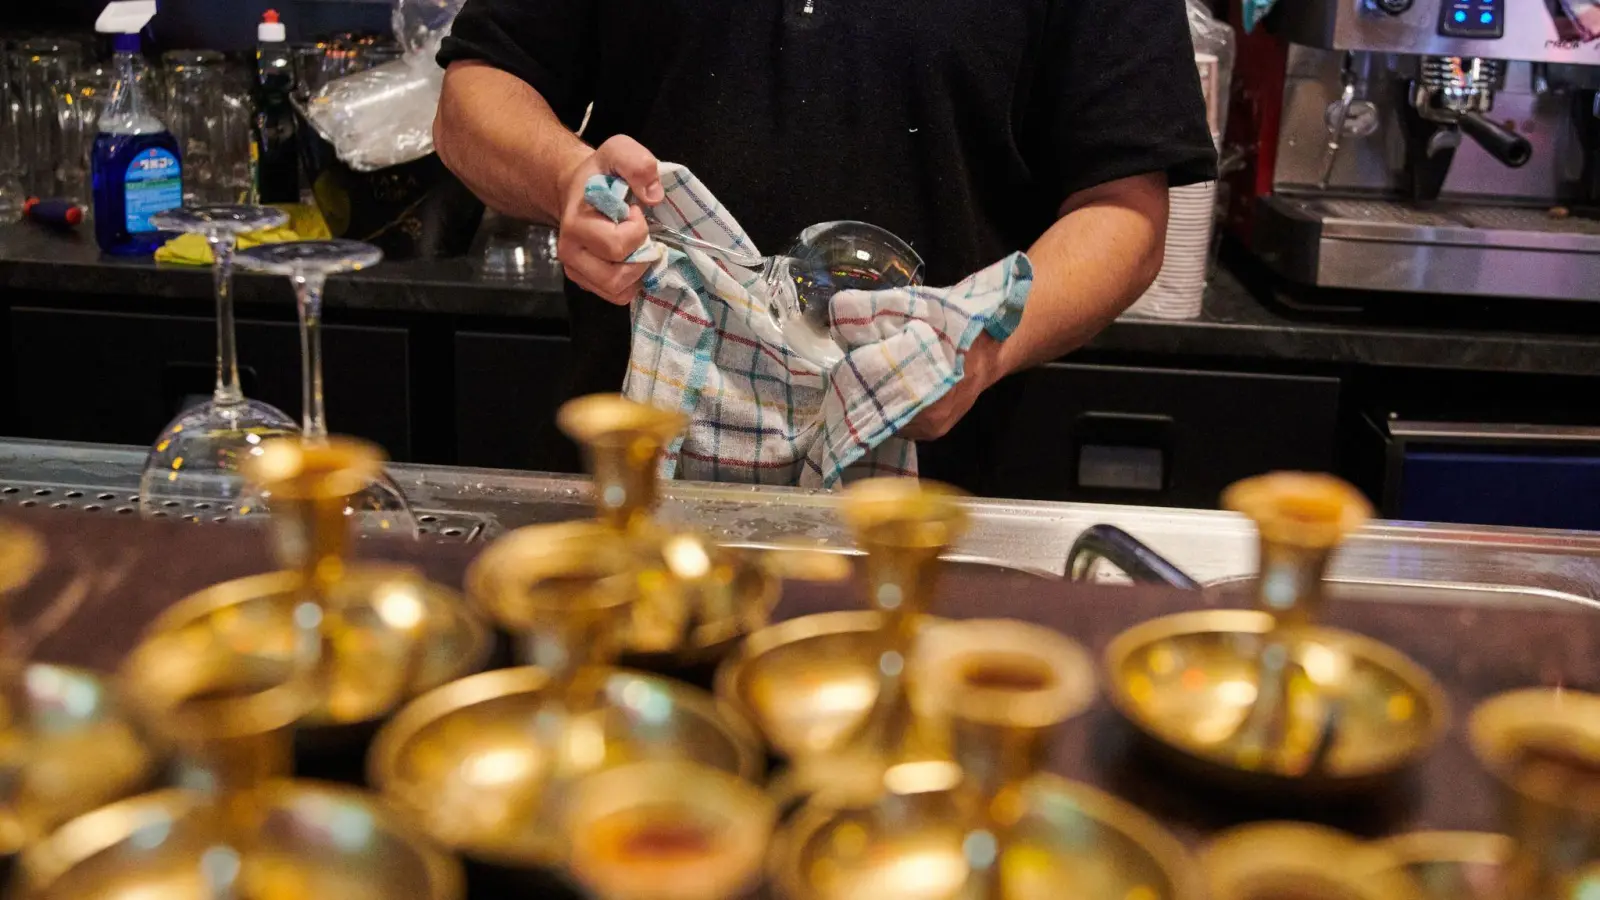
[585,164,1032,489]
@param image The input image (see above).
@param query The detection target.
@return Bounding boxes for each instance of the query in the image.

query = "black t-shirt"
[439,0,1216,488]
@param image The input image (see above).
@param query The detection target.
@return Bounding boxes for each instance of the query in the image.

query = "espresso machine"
[1227,0,1600,300]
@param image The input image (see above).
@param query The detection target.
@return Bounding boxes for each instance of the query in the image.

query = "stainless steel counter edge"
[3,437,1598,610]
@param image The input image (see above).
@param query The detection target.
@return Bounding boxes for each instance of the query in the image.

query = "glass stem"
[293,273,329,444]
[211,232,244,407]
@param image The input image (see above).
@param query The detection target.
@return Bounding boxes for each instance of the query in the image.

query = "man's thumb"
[600,135,664,205]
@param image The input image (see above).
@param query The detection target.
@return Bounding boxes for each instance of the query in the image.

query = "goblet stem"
[524,604,624,712]
[209,230,244,407]
[207,728,294,828]
[589,436,666,533]
[291,272,329,444]
[1254,541,1334,631]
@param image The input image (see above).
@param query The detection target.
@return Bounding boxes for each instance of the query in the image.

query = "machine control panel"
[1437,0,1505,38]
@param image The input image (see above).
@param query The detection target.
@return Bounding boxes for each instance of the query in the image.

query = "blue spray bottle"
[91,0,184,256]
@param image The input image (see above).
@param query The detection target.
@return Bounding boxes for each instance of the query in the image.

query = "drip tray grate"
[0,481,499,544]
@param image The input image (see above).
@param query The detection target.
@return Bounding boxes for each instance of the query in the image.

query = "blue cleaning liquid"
[91,36,183,256]
[92,132,183,256]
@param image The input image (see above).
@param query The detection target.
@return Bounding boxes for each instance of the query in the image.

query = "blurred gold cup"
[563,760,776,900]
[1470,688,1600,899]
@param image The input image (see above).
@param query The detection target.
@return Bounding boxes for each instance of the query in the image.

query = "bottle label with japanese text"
[124,147,183,233]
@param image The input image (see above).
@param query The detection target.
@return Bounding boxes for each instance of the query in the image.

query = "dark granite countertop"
[6,221,1600,377]
[0,221,568,319]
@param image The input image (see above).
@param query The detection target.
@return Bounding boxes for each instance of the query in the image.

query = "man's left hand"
[899,334,1005,442]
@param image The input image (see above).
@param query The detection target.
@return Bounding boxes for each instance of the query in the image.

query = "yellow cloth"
[153,204,333,266]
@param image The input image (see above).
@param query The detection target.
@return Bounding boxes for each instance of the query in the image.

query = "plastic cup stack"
[1123,179,1217,321]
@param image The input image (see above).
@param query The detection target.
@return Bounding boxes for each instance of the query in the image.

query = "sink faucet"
[1066,524,1200,589]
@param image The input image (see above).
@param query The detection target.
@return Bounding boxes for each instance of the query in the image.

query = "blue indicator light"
[1479,11,1492,22]
[1454,9,1467,20]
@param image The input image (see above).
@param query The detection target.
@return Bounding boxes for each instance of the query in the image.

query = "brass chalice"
[0,521,153,858]
[1360,831,1513,900]
[141,438,492,751]
[1200,822,1424,900]
[556,395,782,667]
[1468,687,1600,900]
[774,616,1195,900]
[721,478,968,805]
[1104,472,1448,795]
[10,617,463,900]
[371,521,762,869]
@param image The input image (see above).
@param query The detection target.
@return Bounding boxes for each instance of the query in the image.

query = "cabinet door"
[979,363,1341,507]
[454,333,577,472]
[8,308,412,457]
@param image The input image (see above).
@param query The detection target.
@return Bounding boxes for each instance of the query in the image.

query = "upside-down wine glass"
[234,239,419,537]
[140,206,300,522]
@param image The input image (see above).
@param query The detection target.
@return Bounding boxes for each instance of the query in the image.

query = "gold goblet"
[1469,687,1600,900]
[1360,831,1514,900]
[563,760,777,900]
[1105,471,1447,795]
[1201,822,1424,900]
[557,395,782,668]
[774,616,1195,900]
[9,621,464,900]
[142,437,491,750]
[0,521,153,858]
[726,478,968,808]
[373,521,762,869]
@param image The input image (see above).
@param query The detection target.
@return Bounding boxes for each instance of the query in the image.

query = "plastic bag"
[302,55,443,172]
[1186,0,1236,147]
[392,0,469,59]
[301,0,466,172]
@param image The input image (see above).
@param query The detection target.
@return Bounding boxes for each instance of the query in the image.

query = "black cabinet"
[454,332,578,472]
[7,308,412,457]
[979,363,1341,507]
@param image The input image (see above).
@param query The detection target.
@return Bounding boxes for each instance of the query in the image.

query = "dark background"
[2,0,389,52]
[5,0,1220,54]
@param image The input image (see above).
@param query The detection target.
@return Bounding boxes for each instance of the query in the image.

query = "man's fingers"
[560,243,649,305]
[597,135,663,205]
[601,207,650,260]
[564,206,648,263]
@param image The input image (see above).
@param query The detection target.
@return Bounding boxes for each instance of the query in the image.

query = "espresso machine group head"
[1405,55,1533,199]
[1230,0,1600,301]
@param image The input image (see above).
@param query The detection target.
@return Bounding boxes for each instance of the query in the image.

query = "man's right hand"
[555,135,665,305]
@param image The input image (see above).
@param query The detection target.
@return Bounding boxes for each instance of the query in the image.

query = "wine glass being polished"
[760,220,924,370]
[649,218,924,371]
[139,205,300,522]
[233,239,419,537]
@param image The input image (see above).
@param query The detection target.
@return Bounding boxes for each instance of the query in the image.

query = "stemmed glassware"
[140,206,301,521]
[234,239,419,536]
[650,219,923,370]
[762,221,924,370]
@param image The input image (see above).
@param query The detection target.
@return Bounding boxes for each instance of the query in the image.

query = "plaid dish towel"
[586,164,1032,489]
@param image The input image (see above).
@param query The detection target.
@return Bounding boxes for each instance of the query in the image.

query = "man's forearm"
[995,173,1169,376]
[434,61,591,225]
